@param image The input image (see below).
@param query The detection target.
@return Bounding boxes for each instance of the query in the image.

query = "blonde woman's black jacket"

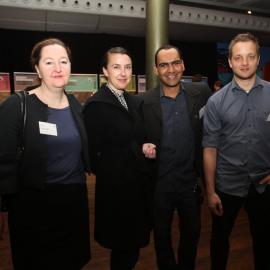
[83,85,153,249]
[0,92,91,194]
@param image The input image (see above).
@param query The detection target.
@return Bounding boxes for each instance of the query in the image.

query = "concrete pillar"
[146,0,169,90]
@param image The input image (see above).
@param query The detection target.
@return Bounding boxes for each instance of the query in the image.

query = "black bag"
[15,91,27,161]
[0,91,27,212]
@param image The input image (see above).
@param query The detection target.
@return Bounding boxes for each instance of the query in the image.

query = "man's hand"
[207,192,223,216]
[259,175,270,185]
[142,143,156,159]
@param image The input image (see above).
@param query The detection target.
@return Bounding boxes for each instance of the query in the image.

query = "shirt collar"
[159,82,185,98]
[107,83,124,96]
[231,75,263,93]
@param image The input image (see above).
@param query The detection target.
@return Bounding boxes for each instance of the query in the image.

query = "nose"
[242,57,248,65]
[168,63,175,72]
[54,62,62,72]
[120,67,126,76]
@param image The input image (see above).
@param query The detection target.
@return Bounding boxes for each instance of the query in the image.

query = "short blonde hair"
[228,33,260,59]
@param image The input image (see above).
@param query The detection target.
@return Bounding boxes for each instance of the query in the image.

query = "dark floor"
[0,175,253,270]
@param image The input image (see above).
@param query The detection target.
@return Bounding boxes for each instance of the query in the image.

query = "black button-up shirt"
[203,76,270,197]
[158,85,196,192]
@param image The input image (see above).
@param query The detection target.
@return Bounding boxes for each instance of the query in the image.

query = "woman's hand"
[142,143,156,159]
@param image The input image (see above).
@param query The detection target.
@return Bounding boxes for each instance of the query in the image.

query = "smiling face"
[103,53,132,90]
[228,40,260,81]
[35,44,71,90]
[155,48,185,89]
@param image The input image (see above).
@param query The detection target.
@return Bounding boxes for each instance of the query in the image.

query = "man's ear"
[256,56,260,68]
[228,58,232,69]
[154,65,159,76]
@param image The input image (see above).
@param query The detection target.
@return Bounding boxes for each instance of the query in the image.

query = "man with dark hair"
[142,44,211,270]
[203,32,270,270]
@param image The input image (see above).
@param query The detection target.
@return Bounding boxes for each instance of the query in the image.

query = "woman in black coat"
[0,38,91,270]
[83,47,156,270]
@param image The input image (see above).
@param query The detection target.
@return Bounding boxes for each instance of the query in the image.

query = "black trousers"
[153,187,201,270]
[7,184,90,270]
[211,185,270,270]
[110,248,139,270]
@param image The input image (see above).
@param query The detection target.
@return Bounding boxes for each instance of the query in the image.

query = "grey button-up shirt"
[203,76,270,197]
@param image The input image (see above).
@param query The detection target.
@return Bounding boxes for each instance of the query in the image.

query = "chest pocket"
[256,109,270,138]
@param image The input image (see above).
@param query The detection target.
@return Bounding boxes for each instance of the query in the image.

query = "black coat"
[141,82,211,180]
[0,91,91,268]
[83,86,153,249]
[0,92,90,193]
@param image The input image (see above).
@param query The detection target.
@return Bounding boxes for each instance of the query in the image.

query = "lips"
[166,74,179,80]
[118,79,127,83]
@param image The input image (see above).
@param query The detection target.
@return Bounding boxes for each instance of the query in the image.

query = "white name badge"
[39,121,57,136]
[199,106,205,119]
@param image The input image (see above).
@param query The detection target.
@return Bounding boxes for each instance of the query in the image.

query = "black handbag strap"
[15,91,27,151]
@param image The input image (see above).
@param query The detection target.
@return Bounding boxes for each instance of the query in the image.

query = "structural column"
[146,0,169,90]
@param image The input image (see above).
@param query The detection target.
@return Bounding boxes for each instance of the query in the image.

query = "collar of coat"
[84,85,143,113]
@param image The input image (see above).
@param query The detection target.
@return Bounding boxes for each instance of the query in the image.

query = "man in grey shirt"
[203,32,270,270]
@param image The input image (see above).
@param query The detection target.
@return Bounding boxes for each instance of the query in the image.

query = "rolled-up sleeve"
[202,97,221,148]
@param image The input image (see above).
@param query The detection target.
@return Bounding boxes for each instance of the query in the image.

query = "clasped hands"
[142,143,156,159]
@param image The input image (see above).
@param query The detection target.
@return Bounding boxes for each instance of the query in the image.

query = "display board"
[99,74,136,94]
[0,72,11,103]
[137,75,146,93]
[65,74,98,104]
[65,74,98,93]
[181,75,208,83]
[14,72,39,91]
[0,73,11,92]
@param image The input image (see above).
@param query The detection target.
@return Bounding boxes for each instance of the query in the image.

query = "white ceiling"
[0,0,270,44]
[174,0,270,15]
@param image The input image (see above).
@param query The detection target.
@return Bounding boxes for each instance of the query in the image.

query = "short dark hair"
[154,44,182,66]
[30,38,71,70]
[102,47,132,69]
[228,32,260,59]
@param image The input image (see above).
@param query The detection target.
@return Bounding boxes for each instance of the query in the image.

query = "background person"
[142,45,211,270]
[83,47,156,270]
[0,38,91,270]
[203,32,270,270]
[213,80,222,92]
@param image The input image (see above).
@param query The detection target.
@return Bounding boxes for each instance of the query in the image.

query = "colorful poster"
[14,72,39,91]
[99,74,136,94]
[65,74,98,92]
[0,73,11,92]
[137,75,146,93]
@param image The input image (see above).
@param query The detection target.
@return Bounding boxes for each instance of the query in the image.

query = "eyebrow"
[158,59,183,65]
[111,64,132,67]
